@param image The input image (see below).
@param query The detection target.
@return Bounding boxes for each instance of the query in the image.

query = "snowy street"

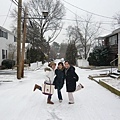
[0,63,120,120]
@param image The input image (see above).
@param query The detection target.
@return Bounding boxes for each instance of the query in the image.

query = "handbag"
[42,77,55,95]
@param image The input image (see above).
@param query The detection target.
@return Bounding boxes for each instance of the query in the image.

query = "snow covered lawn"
[94,77,120,91]
[101,78,120,90]
[0,62,120,120]
[89,68,120,91]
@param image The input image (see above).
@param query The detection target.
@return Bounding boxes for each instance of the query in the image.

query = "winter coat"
[44,67,55,84]
[64,66,79,92]
[53,69,65,90]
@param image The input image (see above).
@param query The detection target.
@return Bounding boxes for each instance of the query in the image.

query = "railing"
[110,57,118,73]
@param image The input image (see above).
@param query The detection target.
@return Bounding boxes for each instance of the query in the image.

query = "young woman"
[33,61,56,104]
[53,62,65,102]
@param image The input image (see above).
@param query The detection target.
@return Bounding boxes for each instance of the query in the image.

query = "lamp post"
[22,11,48,20]
[42,11,48,18]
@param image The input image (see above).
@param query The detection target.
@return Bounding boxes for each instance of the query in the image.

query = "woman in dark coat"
[64,61,84,104]
[53,62,64,102]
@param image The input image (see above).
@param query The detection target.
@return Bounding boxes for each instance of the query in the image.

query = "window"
[14,36,17,42]
[5,32,8,39]
[2,49,7,59]
[0,29,8,39]
[0,30,3,37]
[6,50,7,59]
[109,34,118,45]
[2,49,5,59]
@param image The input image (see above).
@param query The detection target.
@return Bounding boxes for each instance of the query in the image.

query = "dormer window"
[0,29,8,39]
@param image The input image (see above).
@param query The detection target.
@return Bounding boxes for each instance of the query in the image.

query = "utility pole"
[118,34,120,72]
[21,6,27,78]
[17,0,22,79]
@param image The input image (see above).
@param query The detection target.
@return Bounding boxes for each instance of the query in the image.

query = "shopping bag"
[42,83,55,95]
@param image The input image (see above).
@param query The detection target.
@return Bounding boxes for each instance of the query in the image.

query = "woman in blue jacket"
[53,62,65,102]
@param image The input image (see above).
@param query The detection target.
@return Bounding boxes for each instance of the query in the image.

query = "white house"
[0,26,16,65]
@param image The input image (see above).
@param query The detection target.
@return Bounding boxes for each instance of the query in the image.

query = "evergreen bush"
[65,43,77,65]
[88,46,110,66]
[1,59,15,69]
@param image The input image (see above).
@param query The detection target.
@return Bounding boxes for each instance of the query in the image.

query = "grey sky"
[0,0,120,43]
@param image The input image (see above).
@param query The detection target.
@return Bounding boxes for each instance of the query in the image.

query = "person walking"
[53,62,65,103]
[64,61,84,104]
[33,61,56,104]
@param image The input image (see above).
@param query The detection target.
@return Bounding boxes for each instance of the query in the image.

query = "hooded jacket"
[53,69,65,89]
[44,67,55,84]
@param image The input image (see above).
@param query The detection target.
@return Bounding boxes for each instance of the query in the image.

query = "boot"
[47,98,54,104]
[33,84,41,91]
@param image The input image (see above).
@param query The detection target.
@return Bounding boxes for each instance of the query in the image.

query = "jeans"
[48,94,52,99]
[57,89,62,100]
[39,86,42,91]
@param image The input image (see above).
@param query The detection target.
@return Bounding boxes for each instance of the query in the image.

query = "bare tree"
[66,26,80,44]
[113,12,120,28]
[11,0,65,55]
[66,14,101,59]
[59,43,68,58]
[27,0,65,43]
[7,43,17,60]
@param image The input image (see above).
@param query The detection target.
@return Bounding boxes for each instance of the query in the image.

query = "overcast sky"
[0,0,120,43]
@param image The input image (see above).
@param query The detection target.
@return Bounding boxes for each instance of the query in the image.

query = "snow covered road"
[0,65,120,120]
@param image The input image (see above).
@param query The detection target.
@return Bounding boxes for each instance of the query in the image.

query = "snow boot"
[33,84,41,91]
[47,98,54,104]
[68,102,74,104]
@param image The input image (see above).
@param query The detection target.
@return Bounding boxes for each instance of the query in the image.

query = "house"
[97,28,120,72]
[0,26,17,65]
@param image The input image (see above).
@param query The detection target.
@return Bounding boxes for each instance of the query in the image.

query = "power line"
[0,15,10,17]
[10,0,112,32]
[65,6,84,21]
[0,14,118,25]
[10,0,116,26]
[64,6,112,32]
[62,0,114,20]
[62,18,117,25]
[11,0,18,6]
[11,0,25,13]
[2,1,13,26]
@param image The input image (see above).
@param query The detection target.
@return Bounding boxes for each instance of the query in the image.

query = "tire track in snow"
[47,104,62,120]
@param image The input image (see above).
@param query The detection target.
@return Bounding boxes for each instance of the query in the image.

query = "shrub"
[26,48,45,63]
[65,43,77,65]
[88,46,110,66]
[1,59,15,69]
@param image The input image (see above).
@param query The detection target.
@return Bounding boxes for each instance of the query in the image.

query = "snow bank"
[77,59,89,67]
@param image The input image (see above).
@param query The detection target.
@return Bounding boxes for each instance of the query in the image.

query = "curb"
[99,80,120,96]
[89,77,120,96]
